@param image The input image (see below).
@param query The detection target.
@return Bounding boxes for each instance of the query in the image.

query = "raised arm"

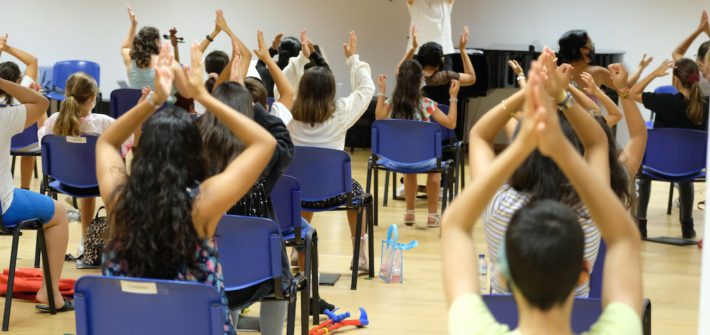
[184,43,276,237]
[627,54,653,87]
[629,59,673,103]
[457,26,476,86]
[254,30,294,109]
[430,80,459,128]
[673,10,710,61]
[468,88,525,179]
[216,10,251,80]
[375,74,390,120]
[580,72,622,127]
[443,64,544,304]
[0,78,48,128]
[610,64,647,177]
[508,59,526,88]
[213,30,245,91]
[0,35,38,81]
[397,26,418,75]
[339,31,376,129]
[121,5,138,68]
[540,50,609,185]
[545,106,643,317]
[198,11,221,53]
[97,44,177,205]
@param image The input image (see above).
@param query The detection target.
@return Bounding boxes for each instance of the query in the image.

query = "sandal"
[404,210,416,226]
[35,298,75,313]
[427,213,441,228]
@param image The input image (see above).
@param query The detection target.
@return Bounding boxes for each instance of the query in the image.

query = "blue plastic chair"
[271,175,319,325]
[74,276,225,335]
[40,135,100,201]
[383,104,464,206]
[10,123,40,182]
[367,119,454,227]
[215,215,307,335]
[638,128,707,219]
[110,88,142,119]
[1,200,56,331]
[46,61,101,102]
[588,239,606,299]
[483,295,602,332]
[284,146,374,290]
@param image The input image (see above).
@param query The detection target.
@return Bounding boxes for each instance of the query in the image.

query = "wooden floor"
[0,149,704,334]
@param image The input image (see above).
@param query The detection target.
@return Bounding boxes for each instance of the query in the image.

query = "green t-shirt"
[448,294,642,335]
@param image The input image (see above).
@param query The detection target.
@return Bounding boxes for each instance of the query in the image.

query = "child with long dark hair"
[98,42,276,335]
[375,59,459,228]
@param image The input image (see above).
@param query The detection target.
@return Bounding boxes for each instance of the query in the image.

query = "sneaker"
[77,237,85,258]
[311,298,336,314]
[67,208,80,222]
[396,184,405,198]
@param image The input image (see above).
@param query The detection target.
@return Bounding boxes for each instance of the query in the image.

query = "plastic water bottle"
[478,254,488,294]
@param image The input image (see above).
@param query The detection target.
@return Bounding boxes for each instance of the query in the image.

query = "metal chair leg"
[351,206,364,290]
[373,167,379,228]
[286,282,297,335]
[667,182,674,215]
[10,156,15,178]
[34,160,38,179]
[37,225,56,315]
[310,233,320,325]
[367,201,375,278]
[34,233,41,268]
[2,227,22,331]
[383,170,390,207]
[299,278,309,335]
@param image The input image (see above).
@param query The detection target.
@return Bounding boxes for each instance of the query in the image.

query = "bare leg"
[20,156,35,190]
[426,173,441,214]
[404,174,418,211]
[35,200,69,308]
[79,197,96,238]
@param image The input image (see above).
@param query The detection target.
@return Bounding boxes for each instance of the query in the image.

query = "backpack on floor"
[83,206,108,266]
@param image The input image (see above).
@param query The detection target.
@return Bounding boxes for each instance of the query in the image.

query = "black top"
[643,92,709,130]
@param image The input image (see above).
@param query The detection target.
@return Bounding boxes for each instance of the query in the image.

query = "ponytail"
[687,81,704,126]
[54,96,82,136]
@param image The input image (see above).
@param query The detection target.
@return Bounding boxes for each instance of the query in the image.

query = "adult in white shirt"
[0,78,71,312]
[0,34,45,191]
[407,0,455,69]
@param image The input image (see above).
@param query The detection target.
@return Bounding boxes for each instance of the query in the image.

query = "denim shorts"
[2,188,55,227]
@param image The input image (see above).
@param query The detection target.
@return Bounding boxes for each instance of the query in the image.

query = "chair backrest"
[641,128,707,179]
[74,276,225,335]
[52,60,101,92]
[653,85,678,94]
[371,119,443,164]
[215,215,284,291]
[267,97,275,110]
[41,135,99,188]
[482,294,603,333]
[10,123,39,150]
[271,175,301,234]
[284,146,353,201]
[588,239,606,299]
[110,88,142,119]
[433,104,456,142]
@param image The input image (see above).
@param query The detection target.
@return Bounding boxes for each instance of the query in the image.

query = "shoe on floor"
[681,222,696,240]
[427,213,441,228]
[67,208,80,222]
[311,297,336,314]
[35,298,74,313]
[403,210,415,226]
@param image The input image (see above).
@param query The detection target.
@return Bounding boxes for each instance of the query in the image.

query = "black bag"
[83,206,108,266]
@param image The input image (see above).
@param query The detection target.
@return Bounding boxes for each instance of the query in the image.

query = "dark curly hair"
[416,42,445,69]
[276,36,301,69]
[105,106,207,279]
[130,26,160,68]
[391,60,424,120]
[0,61,21,104]
[558,30,589,63]
[197,81,254,177]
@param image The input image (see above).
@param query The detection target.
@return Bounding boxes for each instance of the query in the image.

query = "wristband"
[377,92,386,97]
[516,75,525,81]
[206,34,214,42]
[557,92,573,110]
[449,98,458,103]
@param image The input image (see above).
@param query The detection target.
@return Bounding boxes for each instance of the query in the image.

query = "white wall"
[3,0,708,97]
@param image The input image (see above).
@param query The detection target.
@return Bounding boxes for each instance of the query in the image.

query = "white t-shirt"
[270,101,293,126]
[1,105,27,213]
[287,54,375,150]
[408,0,455,54]
[39,113,133,156]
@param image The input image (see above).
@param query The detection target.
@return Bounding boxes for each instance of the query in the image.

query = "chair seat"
[46,91,65,101]
[10,150,41,157]
[639,168,705,182]
[48,181,100,198]
[376,157,451,174]
[302,193,372,212]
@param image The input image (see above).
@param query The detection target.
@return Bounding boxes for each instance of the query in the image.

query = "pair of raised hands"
[408,25,470,51]
[151,42,214,103]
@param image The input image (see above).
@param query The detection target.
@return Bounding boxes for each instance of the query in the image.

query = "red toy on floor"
[309,307,369,335]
